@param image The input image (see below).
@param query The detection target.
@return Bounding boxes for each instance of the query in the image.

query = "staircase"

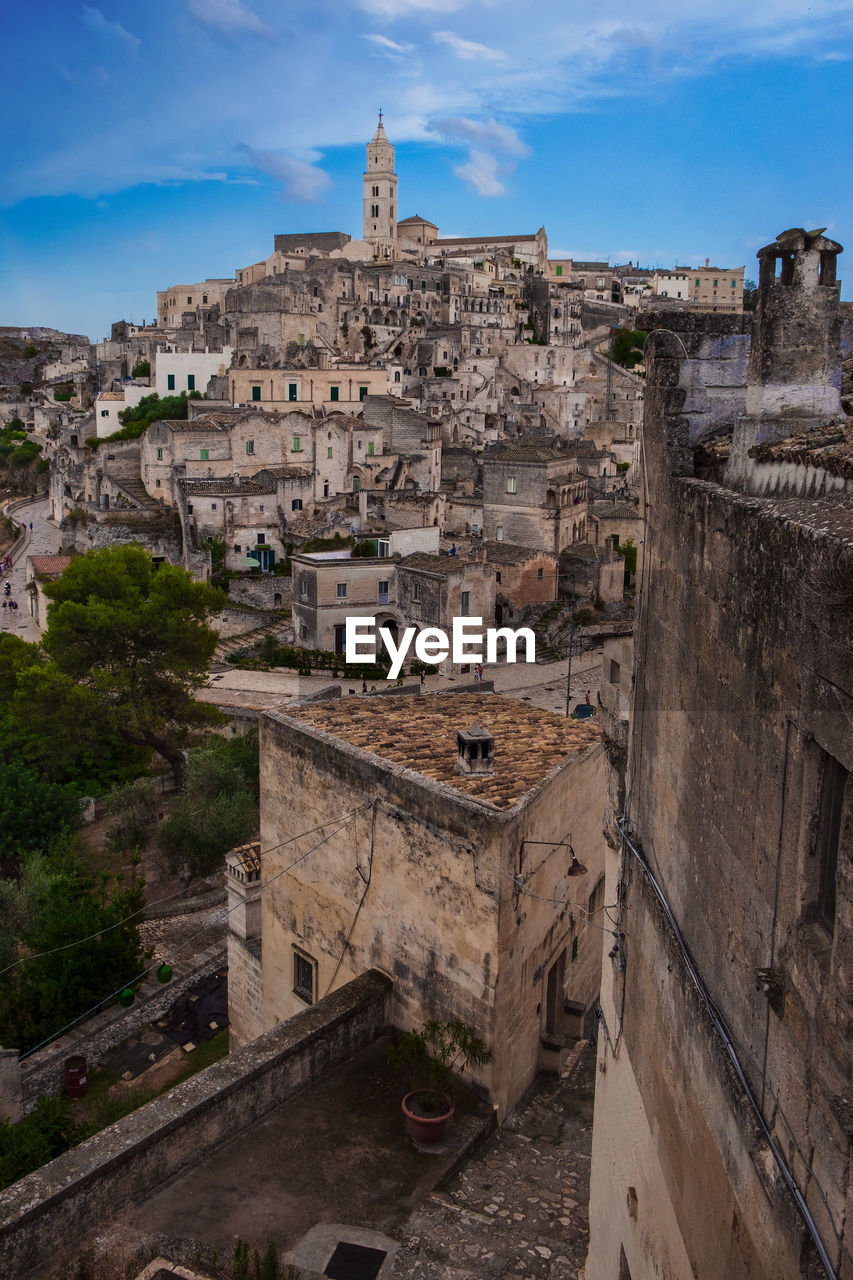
[212,619,294,664]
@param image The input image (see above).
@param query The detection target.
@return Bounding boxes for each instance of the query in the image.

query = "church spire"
[363,113,397,245]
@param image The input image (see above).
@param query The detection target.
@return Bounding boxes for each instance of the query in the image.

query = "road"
[0,494,62,643]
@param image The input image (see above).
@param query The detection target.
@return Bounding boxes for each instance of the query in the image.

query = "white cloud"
[454,148,506,196]
[187,0,272,37]
[238,146,332,203]
[358,0,470,14]
[79,6,140,56]
[433,30,505,61]
[364,33,415,53]
[430,116,529,157]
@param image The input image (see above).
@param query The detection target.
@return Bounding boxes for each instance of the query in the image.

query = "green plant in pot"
[387,1018,492,1145]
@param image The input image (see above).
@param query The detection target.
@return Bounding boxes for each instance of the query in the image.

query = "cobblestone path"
[392,1043,595,1280]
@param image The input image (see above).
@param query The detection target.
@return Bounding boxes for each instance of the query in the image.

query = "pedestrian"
[419,668,425,689]
[28,522,33,533]
[585,690,591,705]
[362,678,367,694]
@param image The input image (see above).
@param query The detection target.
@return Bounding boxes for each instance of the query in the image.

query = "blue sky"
[1,0,852,339]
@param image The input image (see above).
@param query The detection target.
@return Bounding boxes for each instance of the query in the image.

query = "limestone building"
[587,231,851,1280]
[237,693,608,1119]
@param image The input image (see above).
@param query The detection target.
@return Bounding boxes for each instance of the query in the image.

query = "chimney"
[456,722,495,776]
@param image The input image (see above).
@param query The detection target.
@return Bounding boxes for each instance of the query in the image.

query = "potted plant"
[387,1018,492,1145]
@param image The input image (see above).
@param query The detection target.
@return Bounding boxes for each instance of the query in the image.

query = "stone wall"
[227,575,293,610]
[226,934,265,1048]
[0,970,392,1279]
[588,305,852,1279]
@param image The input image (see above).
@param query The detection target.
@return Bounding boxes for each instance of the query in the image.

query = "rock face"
[0,326,91,395]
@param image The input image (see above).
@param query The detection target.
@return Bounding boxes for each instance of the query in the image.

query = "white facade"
[154,347,233,399]
[93,384,147,438]
[654,270,691,301]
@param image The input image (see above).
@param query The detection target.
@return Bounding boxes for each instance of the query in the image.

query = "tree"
[743,277,758,312]
[0,842,145,1052]
[0,637,145,792]
[612,329,647,369]
[0,765,80,864]
[158,737,258,878]
[42,545,226,785]
[130,359,150,378]
[618,538,638,575]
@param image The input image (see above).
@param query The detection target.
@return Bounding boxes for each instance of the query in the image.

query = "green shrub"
[130,360,150,378]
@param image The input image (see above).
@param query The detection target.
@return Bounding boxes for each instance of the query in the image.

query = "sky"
[1,0,852,340]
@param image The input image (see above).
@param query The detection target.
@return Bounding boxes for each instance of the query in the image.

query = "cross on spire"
[378,108,383,123]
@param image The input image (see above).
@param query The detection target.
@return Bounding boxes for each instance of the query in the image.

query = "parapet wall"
[0,969,392,1278]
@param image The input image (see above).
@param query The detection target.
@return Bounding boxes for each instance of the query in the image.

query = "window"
[155,479,161,488]
[156,447,163,459]
[202,294,208,304]
[352,476,360,493]
[200,448,209,461]
[252,385,261,402]
[695,278,700,287]
[100,409,109,417]
[259,505,264,513]
[292,436,301,452]
[211,503,217,511]
[367,441,374,456]
[461,591,470,616]
[300,580,308,599]
[556,265,562,276]
[537,567,544,580]
[246,439,254,455]
[256,533,264,544]
[378,579,389,602]
[187,374,195,391]
[327,446,333,459]
[496,526,503,541]
[294,947,317,1003]
[506,477,517,494]
[610,659,621,684]
[167,374,175,391]
[412,580,420,602]
[323,481,329,498]
[336,583,347,599]
[330,386,339,402]
[288,383,298,401]
[291,499,303,512]
[496,571,502,584]
[359,386,368,401]
[234,544,241,553]
[813,751,848,935]
[300,624,309,640]
[713,279,718,288]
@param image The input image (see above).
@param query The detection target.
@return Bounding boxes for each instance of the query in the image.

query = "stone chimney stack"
[225,842,262,940]
[727,226,843,488]
[456,722,495,776]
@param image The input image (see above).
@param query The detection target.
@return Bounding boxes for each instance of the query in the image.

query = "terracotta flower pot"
[401,1090,454,1145]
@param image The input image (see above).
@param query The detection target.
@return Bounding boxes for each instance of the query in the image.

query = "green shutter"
[252,385,261,402]
[167,374,175,391]
[359,386,368,401]
[330,386,339,402]
[200,448,209,461]
[288,383,297,401]
[187,374,195,391]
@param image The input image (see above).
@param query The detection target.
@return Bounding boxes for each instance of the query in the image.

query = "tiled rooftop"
[286,693,600,809]
[748,420,853,479]
[590,500,640,519]
[30,554,73,576]
[482,540,554,565]
[230,841,261,875]
[180,477,275,495]
[397,552,470,574]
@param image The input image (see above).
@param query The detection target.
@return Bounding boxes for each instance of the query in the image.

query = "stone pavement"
[0,495,62,643]
[391,1042,595,1280]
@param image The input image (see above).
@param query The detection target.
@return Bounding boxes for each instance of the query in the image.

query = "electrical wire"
[17,801,374,1061]
[472,847,620,932]
[618,820,838,1280]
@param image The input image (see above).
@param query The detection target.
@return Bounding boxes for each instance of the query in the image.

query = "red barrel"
[64,1055,88,1098]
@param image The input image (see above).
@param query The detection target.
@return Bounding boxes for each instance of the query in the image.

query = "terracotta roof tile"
[287,693,600,810]
[29,555,73,576]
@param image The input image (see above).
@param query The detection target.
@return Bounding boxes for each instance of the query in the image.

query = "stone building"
[587,230,851,1280]
[241,693,607,1118]
[482,444,588,552]
[24,555,72,631]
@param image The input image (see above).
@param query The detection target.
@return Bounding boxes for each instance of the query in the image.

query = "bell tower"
[363,111,397,246]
